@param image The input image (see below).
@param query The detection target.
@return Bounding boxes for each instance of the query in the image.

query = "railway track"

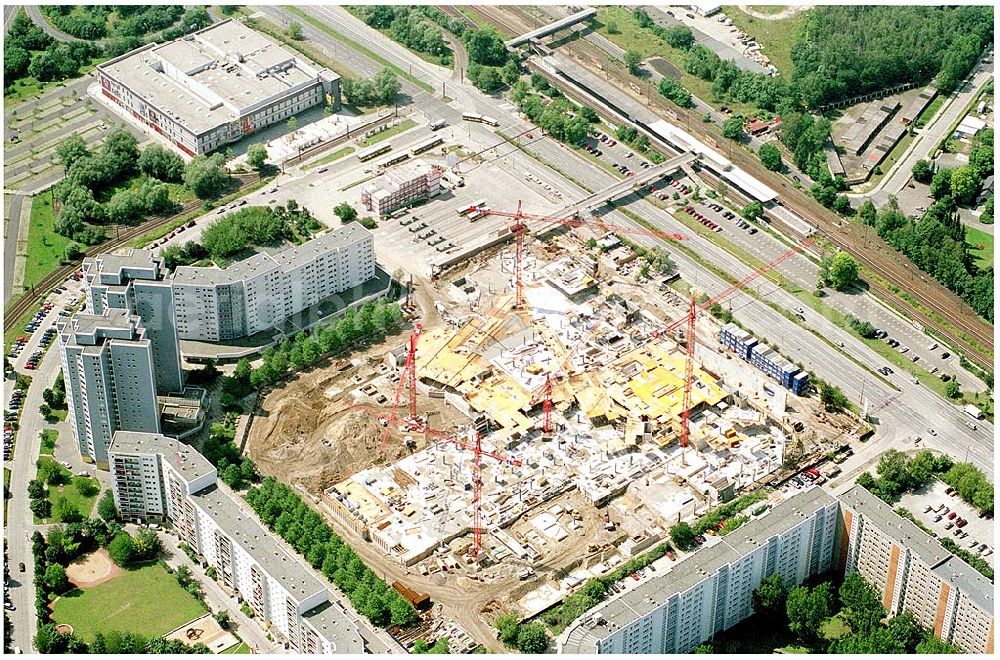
[4,172,260,328]
[473,6,993,368]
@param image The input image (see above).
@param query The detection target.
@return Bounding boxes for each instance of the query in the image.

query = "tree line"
[857,195,993,322]
[228,299,404,392]
[939,462,993,516]
[245,477,418,628]
[5,7,211,92]
[52,130,234,246]
[352,6,451,66]
[510,74,593,146]
[856,449,953,505]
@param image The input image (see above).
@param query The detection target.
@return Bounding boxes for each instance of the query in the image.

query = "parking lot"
[897,478,993,566]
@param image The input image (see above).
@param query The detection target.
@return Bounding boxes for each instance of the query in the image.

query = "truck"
[964,404,984,420]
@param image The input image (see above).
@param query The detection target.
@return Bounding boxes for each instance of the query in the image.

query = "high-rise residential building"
[361,160,442,218]
[83,249,184,393]
[559,488,839,654]
[107,431,364,653]
[96,20,340,157]
[171,223,375,342]
[57,310,160,469]
[839,485,994,653]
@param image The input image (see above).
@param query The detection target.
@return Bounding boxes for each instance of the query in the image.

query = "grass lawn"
[966,226,993,270]
[35,457,99,523]
[724,7,807,77]
[914,94,946,129]
[820,613,851,640]
[303,146,355,170]
[52,562,208,643]
[359,119,418,148]
[40,429,57,456]
[3,56,106,110]
[284,6,434,93]
[592,7,756,116]
[25,194,72,294]
[222,642,252,654]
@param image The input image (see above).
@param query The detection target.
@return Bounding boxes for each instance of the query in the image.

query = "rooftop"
[191,484,329,605]
[84,249,164,285]
[58,310,148,352]
[98,20,334,136]
[560,487,837,653]
[840,485,993,614]
[172,223,372,287]
[109,431,216,485]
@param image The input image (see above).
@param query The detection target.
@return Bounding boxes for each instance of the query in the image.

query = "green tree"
[916,634,963,653]
[108,532,138,566]
[669,522,696,550]
[886,610,923,652]
[465,27,507,66]
[949,165,980,205]
[930,167,953,199]
[751,573,788,616]
[857,199,877,226]
[722,116,745,140]
[138,144,184,182]
[741,201,764,222]
[819,381,850,412]
[184,154,230,199]
[43,563,68,593]
[56,134,90,169]
[624,49,642,76]
[98,489,118,521]
[786,583,832,642]
[501,59,520,87]
[495,612,520,647]
[838,573,886,634]
[944,379,960,398]
[665,25,695,49]
[373,67,402,105]
[135,528,163,559]
[515,622,549,654]
[912,159,934,184]
[246,143,268,172]
[758,143,782,171]
[825,252,860,291]
[334,202,358,223]
[53,496,82,523]
[286,21,303,40]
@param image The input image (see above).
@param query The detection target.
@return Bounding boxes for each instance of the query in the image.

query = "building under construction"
[321,242,792,568]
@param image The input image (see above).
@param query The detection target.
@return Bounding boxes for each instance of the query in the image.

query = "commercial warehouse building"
[361,160,442,218]
[57,310,160,469]
[172,223,375,342]
[839,485,993,654]
[718,323,809,394]
[108,431,364,654]
[559,488,839,654]
[96,19,340,156]
[83,249,184,393]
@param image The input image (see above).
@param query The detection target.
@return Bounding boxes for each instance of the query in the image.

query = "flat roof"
[302,601,365,653]
[191,484,328,605]
[173,223,372,287]
[840,485,993,614]
[561,487,836,652]
[109,431,216,484]
[98,20,333,136]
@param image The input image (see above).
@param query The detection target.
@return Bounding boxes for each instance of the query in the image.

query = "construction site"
[245,200,864,637]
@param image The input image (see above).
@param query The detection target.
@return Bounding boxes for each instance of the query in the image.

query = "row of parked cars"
[148,220,197,249]
[703,201,758,234]
[683,205,724,233]
[923,498,991,556]
[4,387,25,460]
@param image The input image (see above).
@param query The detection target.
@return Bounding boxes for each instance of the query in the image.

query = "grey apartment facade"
[172,223,375,342]
[83,249,184,393]
[107,431,363,653]
[96,20,340,157]
[57,311,160,469]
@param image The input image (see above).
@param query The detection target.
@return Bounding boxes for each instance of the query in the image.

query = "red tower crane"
[423,425,522,557]
[351,323,423,455]
[480,203,687,310]
[665,239,815,446]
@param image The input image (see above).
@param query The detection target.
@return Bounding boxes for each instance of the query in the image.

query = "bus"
[410,136,444,156]
[462,112,500,127]
[375,152,410,169]
[357,144,392,162]
[469,210,488,222]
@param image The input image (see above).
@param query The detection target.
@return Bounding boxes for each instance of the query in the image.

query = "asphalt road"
[4,5,19,32]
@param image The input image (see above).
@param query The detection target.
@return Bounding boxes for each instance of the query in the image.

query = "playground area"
[165,614,239,653]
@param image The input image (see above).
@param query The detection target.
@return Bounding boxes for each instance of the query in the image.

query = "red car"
[956,519,968,528]
[947,511,957,520]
